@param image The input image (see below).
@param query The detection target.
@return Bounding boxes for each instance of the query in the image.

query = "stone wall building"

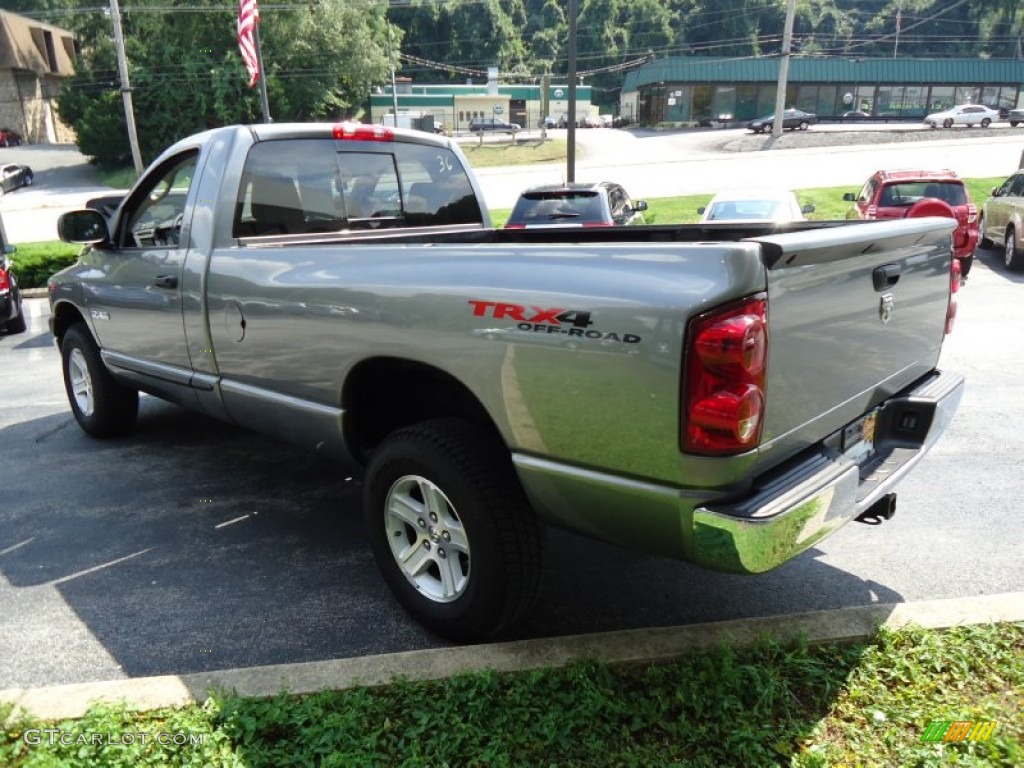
[0,9,77,144]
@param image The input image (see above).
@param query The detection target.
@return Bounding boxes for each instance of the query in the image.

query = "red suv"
[843,169,978,277]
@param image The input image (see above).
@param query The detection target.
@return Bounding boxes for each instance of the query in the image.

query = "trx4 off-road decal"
[468,300,641,344]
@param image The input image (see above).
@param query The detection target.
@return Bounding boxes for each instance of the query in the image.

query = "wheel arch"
[342,356,501,465]
[50,301,89,345]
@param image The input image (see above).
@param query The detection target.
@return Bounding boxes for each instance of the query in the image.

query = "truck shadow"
[0,401,902,689]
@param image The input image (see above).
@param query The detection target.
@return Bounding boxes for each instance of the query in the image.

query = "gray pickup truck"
[50,123,963,640]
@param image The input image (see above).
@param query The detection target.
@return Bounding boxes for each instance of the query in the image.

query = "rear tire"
[60,324,138,437]
[4,295,26,334]
[1005,227,1024,272]
[978,213,993,249]
[799,121,809,130]
[363,419,543,641]
[981,118,992,127]
[943,118,954,128]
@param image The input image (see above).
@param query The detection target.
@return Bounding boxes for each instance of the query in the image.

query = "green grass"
[2,623,1020,767]
[460,138,568,168]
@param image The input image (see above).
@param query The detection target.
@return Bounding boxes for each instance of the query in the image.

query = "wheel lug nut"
[417,518,426,528]
[442,531,451,542]
[438,548,446,559]
[423,541,431,550]
[429,512,438,523]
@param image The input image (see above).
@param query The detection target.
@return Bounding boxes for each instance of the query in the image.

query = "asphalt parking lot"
[2,240,1024,691]
[2,128,1024,693]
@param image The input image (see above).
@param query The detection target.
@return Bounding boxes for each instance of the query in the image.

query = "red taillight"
[332,122,394,142]
[946,256,960,334]
[966,204,978,224]
[0,268,9,292]
[503,223,525,229]
[683,295,768,455]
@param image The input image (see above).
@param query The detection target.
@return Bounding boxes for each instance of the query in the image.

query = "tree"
[52,0,396,168]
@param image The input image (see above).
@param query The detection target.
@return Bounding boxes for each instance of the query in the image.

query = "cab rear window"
[233,139,483,238]
[879,182,967,207]
[508,191,605,225]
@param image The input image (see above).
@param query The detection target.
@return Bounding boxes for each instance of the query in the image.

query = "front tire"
[60,324,138,437]
[363,418,543,641]
[981,118,992,127]
[943,118,954,128]
[1005,227,1024,272]
[799,121,809,130]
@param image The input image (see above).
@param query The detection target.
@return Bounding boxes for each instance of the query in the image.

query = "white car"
[698,188,814,223]
[923,104,999,129]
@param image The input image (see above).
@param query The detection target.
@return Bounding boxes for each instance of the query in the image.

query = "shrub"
[10,243,81,289]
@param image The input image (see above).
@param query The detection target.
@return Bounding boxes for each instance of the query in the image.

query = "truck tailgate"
[750,217,956,459]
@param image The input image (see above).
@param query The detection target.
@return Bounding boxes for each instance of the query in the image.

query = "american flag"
[238,0,260,87]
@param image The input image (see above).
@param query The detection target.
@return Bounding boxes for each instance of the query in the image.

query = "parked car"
[469,117,520,134]
[0,163,33,195]
[842,110,871,119]
[746,109,817,133]
[0,213,26,334]
[504,181,647,228]
[978,171,1024,271]
[580,115,603,128]
[698,188,814,223]
[1006,108,1024,127]
[843,169,977,276]
[0,128,22,147]
[923,104,999,128]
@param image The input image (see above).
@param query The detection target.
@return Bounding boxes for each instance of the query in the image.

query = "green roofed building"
[621,57,1024,126]
[369,79,593,133]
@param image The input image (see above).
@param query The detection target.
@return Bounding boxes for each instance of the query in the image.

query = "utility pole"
[567,0,577,182]
[109,0,144,175]
[771,0,796,140]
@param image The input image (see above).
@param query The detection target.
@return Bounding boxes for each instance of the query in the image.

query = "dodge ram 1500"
[49,123,963,640]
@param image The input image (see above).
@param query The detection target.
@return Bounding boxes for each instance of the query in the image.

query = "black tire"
[363,418,543,641]
[799,121,809,130]
[943,118,954,128]
[1012,121,1020,128]
[978,213,993,249]
[1005,227,1024,272]
[5,296,26,334]
[23,172,32,187]
[981,118,992,127]
[60,324,138,437]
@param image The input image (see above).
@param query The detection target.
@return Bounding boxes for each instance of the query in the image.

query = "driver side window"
[122,152,198,248]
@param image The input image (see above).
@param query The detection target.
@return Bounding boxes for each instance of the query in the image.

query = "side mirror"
[2,244,15,255]
[634,200,648,212]
[58,209,110,245]
[802,203,816,213]
[992,187,1000,197]
[697,206,706,214]
[842,192,856,202]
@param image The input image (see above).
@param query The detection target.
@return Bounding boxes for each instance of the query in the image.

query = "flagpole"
[894,8,901,58]
[253,22,272,123]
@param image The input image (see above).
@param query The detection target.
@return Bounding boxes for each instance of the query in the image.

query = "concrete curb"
[3,591,1022,723]
[22,288,48,299]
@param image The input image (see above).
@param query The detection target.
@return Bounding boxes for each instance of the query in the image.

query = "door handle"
[872,264,900,292]
[153,274,178,289]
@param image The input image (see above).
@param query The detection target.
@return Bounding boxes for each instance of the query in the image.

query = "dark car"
[746,109,817,133]
[469,117,521,134]
[0,128,22,147]
[0,215,26,334]
[504,181,648,229]
[1007,108,1024,127]
[0,163,33,195]
[842,168,977,277]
